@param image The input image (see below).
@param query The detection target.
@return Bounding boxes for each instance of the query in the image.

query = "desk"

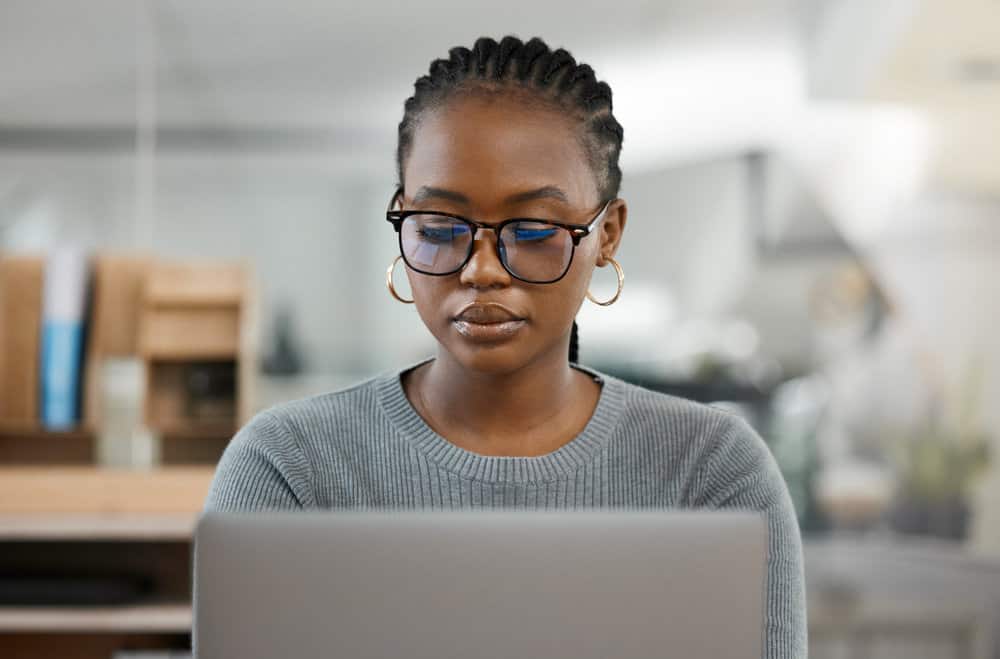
[3,470,998,659]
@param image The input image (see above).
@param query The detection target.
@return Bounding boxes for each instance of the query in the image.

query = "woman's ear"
[597,199,627,266]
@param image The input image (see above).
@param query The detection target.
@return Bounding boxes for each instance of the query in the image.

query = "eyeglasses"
[385,188,613,284]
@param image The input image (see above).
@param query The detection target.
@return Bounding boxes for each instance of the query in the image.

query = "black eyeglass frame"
[385,188,614,284]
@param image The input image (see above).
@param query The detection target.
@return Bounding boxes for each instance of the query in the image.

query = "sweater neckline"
[375,355,626,484]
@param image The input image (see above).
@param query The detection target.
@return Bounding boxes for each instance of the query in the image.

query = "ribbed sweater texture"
[204,356,807,658]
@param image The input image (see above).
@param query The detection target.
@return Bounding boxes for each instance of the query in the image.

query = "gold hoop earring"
[386,255,414,304]
[586,256,624,306]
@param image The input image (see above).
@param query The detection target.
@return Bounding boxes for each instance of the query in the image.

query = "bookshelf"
[0,252,255,658]
[0,253,256,466]
[0,467,212,659]
[139,260,256,465]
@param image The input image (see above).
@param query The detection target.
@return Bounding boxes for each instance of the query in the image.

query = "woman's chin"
[442,339,531,376]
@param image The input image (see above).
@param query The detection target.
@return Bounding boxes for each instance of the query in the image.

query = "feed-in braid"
[396,35,623,201]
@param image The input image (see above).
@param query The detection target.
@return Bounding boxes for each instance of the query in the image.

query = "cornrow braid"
[397,36,623,365]
[396,35,624,203]
[569,320,580,364]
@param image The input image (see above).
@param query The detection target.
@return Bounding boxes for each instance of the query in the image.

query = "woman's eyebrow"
[411,186,468,204]
[504,186,569,204]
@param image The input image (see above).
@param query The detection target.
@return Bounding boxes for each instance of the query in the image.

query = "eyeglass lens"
[400,214,574,282]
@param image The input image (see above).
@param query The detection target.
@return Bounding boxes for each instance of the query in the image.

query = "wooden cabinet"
[140,260,256,465]
[0,467,212,659]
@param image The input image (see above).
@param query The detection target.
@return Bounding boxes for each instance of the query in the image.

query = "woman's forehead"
[403,97,599,209]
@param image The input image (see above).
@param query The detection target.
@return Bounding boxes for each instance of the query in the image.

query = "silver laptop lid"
[194,510,766,659]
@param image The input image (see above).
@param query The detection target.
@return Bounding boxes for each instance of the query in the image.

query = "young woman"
[205,36,807,658]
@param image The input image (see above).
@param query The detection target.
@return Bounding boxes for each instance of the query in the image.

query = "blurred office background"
[1,1,999,658]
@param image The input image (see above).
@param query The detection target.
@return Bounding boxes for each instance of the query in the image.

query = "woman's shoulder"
[588,366,780,503]
[206,372,395,512]
[245,371,388,445]
[236,356,433,455]
[588,364,752,441]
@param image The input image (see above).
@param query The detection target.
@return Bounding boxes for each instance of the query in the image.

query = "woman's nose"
[458,230,511,288]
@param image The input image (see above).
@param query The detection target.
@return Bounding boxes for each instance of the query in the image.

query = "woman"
[205,36,807,658]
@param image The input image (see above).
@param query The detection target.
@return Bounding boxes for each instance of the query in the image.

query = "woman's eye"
[513,224,559,242]
[418,224,468,242]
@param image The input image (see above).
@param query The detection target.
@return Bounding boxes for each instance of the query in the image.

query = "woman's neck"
[402,348,601,457]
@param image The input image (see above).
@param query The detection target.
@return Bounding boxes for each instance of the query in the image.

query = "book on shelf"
[0,255,44,424]
[40,247,91,430]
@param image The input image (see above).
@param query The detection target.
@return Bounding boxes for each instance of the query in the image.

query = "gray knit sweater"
[204,356,807,658]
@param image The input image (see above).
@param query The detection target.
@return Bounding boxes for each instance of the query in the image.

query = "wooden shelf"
[0,514,197,541]
[141,350,239,362]
[0,425,95,464]
[0,602,191,633]
[0,466,215,515]
[144,261,246,309]
[156,421,235,440]
[0,421,95,439]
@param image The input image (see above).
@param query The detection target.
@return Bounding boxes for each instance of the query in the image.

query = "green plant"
[889,357,992,502]
[890,427,990,501]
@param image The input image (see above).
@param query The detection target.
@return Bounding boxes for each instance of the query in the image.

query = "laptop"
[193,510,766,659]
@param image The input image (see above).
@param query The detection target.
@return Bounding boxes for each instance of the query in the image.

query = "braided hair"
[396,35,624,364]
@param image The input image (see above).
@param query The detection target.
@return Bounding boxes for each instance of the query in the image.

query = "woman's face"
[400,94,627,375]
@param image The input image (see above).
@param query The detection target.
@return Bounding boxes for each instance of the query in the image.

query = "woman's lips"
[453,303,523,324]
[452,302,526,341]
[452,318,527,342]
